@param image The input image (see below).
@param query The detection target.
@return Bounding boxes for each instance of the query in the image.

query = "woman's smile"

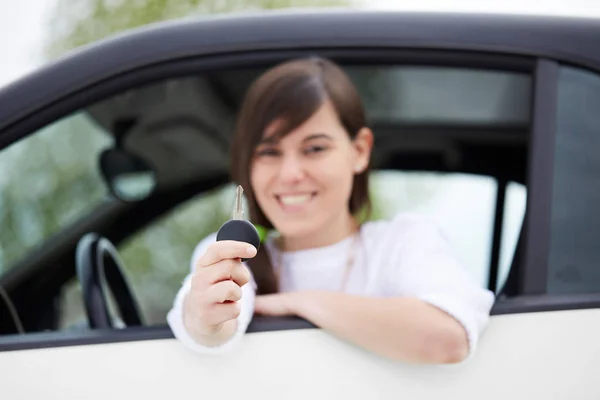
[275,191,318,213]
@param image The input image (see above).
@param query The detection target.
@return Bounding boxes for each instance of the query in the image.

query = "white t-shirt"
[167,212,496,356]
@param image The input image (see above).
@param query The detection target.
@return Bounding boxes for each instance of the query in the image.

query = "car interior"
[0,60,532,337]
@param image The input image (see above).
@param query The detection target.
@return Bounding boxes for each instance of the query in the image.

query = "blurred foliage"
[45,0,355,59]
[0,113,112,275]
[1,0,438,328]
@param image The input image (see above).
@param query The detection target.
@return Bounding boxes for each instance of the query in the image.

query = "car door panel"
[1,310,599,399]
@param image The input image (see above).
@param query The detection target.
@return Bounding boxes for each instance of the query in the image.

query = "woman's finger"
[195,240,257,269]
[207,280,243,303]
[193,259,251,288]
[204,302,242,326]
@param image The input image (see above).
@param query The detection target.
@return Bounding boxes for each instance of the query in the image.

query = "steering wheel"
[75,233,144,329]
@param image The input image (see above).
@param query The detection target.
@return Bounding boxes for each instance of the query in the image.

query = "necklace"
[272,232,359,292]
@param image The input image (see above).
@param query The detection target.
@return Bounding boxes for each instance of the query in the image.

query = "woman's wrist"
[287,290,328,321]
[182,293,238,347]
[189,319,238,347]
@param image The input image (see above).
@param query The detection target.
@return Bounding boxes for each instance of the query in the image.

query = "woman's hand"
[182,240,256,346]
[254,292,301,316]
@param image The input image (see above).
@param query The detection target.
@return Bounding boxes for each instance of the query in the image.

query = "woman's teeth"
[279,194,312,205]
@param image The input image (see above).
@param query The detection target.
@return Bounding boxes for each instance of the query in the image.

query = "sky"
[3,0,600,88]
[0,0,55,88]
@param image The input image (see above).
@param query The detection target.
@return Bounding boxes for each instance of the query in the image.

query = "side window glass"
[548,66,600,294]
[0,112,112,274]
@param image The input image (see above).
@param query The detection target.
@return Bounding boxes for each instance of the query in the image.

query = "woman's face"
[250,99,373,241]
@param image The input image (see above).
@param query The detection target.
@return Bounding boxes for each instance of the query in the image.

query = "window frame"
[497,59,600,311]
[518,59,559,295]
[0,46,579,351]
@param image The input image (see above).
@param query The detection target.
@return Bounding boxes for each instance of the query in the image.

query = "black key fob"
[216,185,261,262]
[216,219,260,262]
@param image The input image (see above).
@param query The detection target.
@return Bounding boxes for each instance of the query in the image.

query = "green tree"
[45,0,354,59]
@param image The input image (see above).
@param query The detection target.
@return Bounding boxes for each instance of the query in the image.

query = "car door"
[1,11,600,400]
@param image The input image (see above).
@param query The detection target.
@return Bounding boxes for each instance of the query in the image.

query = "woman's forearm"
[290,291,469,364]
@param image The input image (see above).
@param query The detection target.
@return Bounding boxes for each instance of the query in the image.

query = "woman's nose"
[277,154,305,183]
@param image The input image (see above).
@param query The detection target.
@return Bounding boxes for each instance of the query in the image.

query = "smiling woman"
[7,9,600,398]
[167,57,495,364]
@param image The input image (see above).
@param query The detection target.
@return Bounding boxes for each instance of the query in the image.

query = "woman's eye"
[305,146,327,154]
[256,148,279,157]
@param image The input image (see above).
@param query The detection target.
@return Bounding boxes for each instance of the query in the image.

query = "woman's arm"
[254,216,494,363]
[255,291,469,364]
[167,235,258,354]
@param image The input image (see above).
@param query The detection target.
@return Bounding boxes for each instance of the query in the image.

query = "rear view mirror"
[100,148,157,202]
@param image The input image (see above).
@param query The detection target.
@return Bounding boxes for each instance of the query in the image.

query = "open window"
[57,60,533,328]
[0,51,534,338]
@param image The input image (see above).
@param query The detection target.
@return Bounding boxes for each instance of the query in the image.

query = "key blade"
[233,185,244,220]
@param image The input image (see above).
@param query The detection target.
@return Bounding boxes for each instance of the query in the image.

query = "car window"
[13,63,530,331]
[548,65,600,294]
[0,112,113,275]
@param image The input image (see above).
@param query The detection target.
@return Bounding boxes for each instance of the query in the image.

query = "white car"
[0,9,599,399]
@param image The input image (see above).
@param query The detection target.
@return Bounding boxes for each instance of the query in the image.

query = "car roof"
[1,9,600,134]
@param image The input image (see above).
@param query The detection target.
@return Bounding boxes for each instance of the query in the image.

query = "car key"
[216,185,260,262]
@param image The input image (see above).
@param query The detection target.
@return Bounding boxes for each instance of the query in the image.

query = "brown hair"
[230,56,371,294]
